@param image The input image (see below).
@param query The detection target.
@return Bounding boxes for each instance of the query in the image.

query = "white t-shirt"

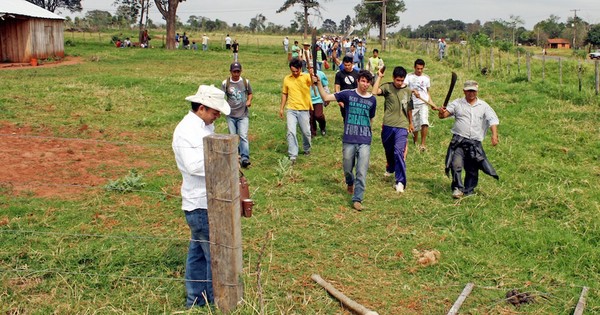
[406,72,431,106]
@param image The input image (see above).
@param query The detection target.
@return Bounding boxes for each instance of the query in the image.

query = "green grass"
[1,33,599,314]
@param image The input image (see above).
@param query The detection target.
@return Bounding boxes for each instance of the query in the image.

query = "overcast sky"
[74,0,600,31]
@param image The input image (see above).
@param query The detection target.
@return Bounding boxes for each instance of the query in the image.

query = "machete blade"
[442,72,458,108]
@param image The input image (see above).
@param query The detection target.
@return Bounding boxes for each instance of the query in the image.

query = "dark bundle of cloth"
[444,134,499,180]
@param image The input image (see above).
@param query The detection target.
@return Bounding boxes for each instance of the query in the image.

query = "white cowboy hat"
[185,85,231,115]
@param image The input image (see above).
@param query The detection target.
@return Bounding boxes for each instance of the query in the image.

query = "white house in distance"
[0,0,65,63]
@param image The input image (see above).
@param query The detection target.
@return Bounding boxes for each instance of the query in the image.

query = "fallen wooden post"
[447,282,474,315]
[573,286,589,315]
[311,274,379,315]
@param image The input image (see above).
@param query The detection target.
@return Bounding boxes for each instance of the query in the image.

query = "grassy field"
[1,32,599,314]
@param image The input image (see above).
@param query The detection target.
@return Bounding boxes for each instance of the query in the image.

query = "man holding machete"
[438,80,500,199]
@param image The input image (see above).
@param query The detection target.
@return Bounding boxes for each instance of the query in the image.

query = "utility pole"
[364,0,387,50]
[382,0,387,51]
[571,9,579,49]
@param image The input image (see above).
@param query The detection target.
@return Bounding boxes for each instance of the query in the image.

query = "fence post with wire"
[204,134,244,312]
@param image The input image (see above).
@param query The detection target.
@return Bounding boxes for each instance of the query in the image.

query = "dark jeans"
[450,146,479,194]
[310,103,326,136]
[381,126,408,186]
[184,208,213,308]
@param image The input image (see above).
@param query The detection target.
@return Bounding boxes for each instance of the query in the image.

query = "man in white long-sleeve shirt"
[172,85,230,308]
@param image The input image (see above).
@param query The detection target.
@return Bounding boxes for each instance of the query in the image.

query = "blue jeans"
[381,126,408,186]
[286,110,311,159]
[342,143,371,202]
[227,116,250,162]
[184,209,213,308]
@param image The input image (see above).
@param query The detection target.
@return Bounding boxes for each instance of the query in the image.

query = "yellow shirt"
[282,73,313,111]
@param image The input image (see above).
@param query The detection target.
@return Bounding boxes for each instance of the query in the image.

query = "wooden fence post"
[204,134,244,313]
[559,58,563,85]
[467,46,471,71]
[490,47,494,72]
[526,53,531,82]
[517,50,521,74]
[578,61,582,92]
[542,54,546,82]
[595,60,599,95]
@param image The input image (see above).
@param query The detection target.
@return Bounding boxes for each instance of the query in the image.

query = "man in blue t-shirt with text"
[312,70,376,211]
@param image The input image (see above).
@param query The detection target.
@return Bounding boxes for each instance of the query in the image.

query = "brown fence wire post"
[559,57,563,85]
[517,50,521,74]
[204,134,244,313]
[595,60,599,95]
[527,53,531,82]
[578,61,583,92]
[542,54,546,82]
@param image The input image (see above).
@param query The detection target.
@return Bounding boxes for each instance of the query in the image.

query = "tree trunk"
[303,5,309,39]
[138,0,146,43]
[154,0,181,49]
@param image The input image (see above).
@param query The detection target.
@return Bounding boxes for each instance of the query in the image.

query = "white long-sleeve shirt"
[172,111,214,210]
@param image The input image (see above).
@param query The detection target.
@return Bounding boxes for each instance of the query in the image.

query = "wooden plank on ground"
[447,282,475,315]
[311,274,379,315]
[573,286,589,315]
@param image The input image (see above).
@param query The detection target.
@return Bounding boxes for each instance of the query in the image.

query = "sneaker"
[395,182,404,193]
[240,160,251,168]
[289,157,296,165]
[419,145,427,152]
[304,151,311,156]
[347,185,354,194]
[353,201,363,211]
[452,188,464,199]
[321,129,326,136]
[384,171,393,177]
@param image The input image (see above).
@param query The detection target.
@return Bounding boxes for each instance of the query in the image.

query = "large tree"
[277,0,325,38]
[321,19,337,34]
[354,0,405,44]
[154,0,185,49]
[339,15,352,35]
[26,0,82,13]
[508,15,524,45]
[249,14,267,33]
[84,10,113,30]
[114,0,151,41]
[586,24,600,48]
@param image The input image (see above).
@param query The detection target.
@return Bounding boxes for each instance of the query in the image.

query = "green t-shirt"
[380,82,413,129]
[291,45,300,58]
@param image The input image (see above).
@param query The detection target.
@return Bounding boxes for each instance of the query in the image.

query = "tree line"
[28,0,600,49]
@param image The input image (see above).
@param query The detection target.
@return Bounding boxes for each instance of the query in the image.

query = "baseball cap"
[230,62,242,71]
[463,80,479,91]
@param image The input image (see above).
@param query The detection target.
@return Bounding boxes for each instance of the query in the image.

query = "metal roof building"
[0,0,66,63]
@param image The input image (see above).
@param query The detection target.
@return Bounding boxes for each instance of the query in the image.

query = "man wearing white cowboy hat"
[172,84,230,308]
[438,80,499,199]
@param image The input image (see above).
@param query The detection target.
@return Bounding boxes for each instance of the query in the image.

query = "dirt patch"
[0,56,83,70]
[0,122,149,198]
